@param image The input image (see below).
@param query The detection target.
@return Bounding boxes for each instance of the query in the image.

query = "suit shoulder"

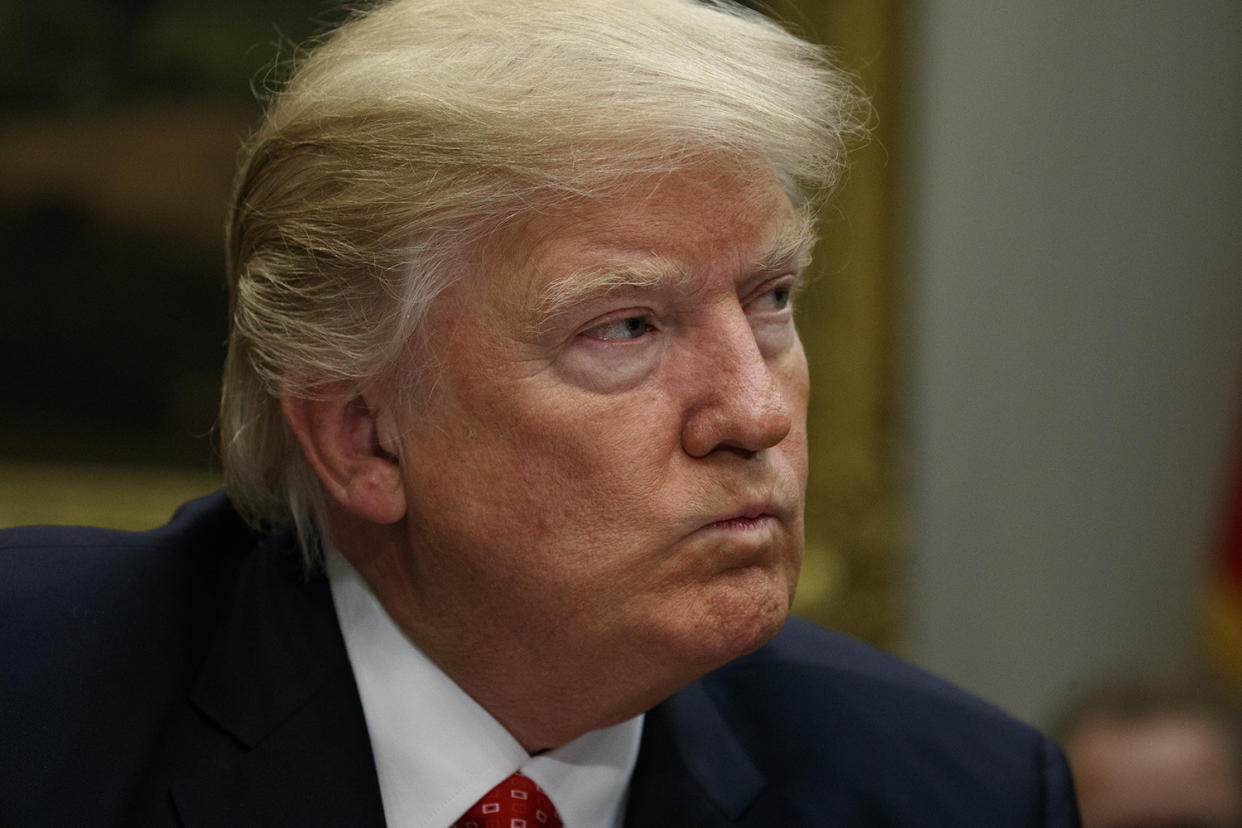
[0,493,301,826]
[0,491,254,691]
[0,489,248,554]
[0,490,251,598]
[692,618,1076,823]
[737,616,1021,728]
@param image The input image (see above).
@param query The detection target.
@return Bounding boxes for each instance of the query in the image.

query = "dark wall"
[0,0,352,467]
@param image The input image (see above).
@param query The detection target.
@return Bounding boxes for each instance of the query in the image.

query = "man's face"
[389,161,810,701]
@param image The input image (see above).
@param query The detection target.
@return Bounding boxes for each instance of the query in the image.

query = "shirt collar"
[326,548,643,828]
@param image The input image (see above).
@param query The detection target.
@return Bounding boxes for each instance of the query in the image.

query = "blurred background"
[2,0,1240,745]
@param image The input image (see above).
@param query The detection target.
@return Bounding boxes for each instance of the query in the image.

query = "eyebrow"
[530,206,819,332]
[751,206,818,276]
[531,257,690,332]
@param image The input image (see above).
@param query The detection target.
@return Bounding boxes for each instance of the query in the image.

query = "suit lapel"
[169,535,386,827]
[164,528,768,827]
[625,680,766,827]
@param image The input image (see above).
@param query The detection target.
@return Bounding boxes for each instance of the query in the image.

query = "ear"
[281,390,407,525]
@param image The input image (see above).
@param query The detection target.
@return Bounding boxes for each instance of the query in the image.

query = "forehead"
[480,163,807,310]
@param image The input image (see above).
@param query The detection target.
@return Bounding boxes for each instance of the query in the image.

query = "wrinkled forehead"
[470,163,815,314]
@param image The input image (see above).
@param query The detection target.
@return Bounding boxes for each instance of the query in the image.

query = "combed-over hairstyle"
[220,0,867,564]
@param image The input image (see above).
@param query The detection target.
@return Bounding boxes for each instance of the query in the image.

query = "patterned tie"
[452,771,564,828]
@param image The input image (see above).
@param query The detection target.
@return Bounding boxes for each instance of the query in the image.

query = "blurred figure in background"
[1059,681,1242,828]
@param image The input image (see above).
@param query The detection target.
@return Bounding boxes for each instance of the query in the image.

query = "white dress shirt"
[326,549,643,828]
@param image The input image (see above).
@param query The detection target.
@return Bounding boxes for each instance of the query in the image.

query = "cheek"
[510,394,681,522]
[788,399,810,481]
[415,378,682,543]
[780,344,811,473]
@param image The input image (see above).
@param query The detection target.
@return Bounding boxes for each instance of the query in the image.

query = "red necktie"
[452,771,564,828]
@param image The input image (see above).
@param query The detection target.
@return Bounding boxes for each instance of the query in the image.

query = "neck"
[335,534,682,752]
[377,587,670,752]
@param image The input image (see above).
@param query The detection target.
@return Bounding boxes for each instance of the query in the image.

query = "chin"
[682,566,792,669]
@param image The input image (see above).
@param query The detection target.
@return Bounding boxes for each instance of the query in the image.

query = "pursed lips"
[699,501,782,533]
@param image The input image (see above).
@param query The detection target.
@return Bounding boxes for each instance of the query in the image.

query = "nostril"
[680,376,792,458]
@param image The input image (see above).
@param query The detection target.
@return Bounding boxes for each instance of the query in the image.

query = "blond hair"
[221,0,866,564]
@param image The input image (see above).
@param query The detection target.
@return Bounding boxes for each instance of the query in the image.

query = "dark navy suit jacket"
[1,492,1080,826]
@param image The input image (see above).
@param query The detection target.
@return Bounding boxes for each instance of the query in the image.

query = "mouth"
[700,502,780,533]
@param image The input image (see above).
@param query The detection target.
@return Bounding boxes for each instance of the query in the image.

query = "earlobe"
[281,391,407,525]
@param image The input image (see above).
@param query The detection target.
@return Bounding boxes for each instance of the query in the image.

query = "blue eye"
[587,315,650,341]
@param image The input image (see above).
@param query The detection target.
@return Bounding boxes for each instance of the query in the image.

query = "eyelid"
[744,272,803,309]
[577,307,656,342]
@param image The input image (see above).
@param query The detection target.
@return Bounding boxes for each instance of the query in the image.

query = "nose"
[680,310,795,458]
